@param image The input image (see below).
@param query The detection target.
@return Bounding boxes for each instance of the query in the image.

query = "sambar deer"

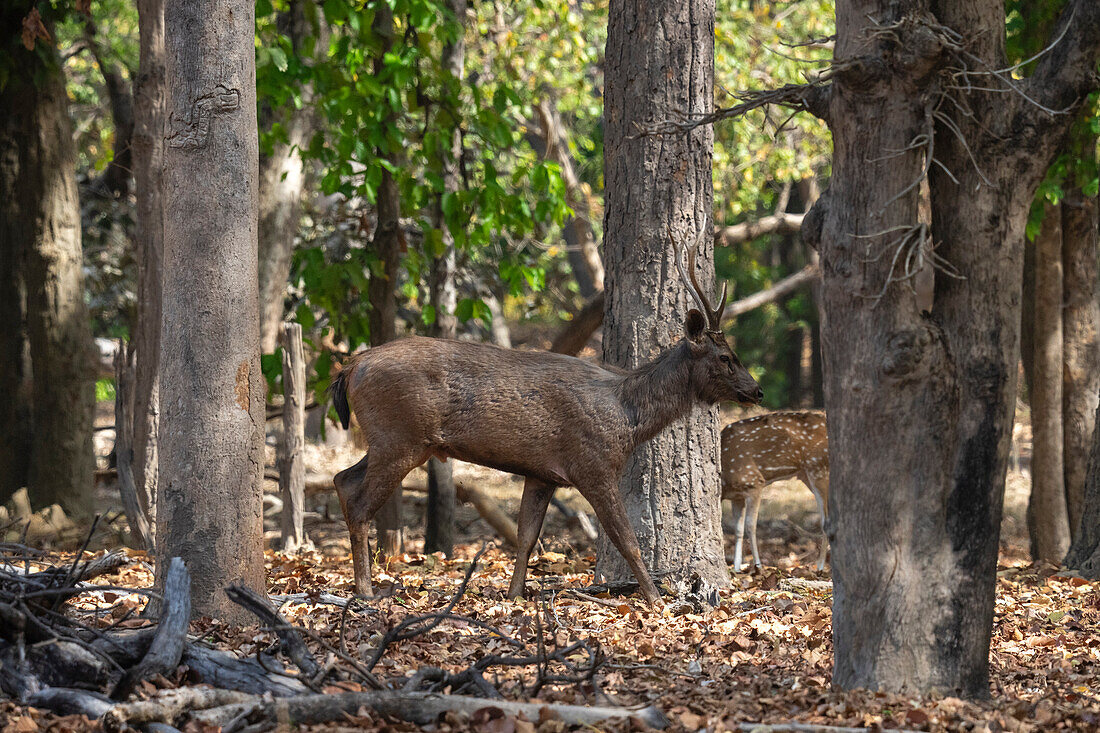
[329,227,762,605]
[720,410,829,571]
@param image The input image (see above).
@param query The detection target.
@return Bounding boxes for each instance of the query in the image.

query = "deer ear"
[685,309,707,342]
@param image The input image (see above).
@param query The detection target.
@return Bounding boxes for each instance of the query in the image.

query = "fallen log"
[26,688,114,719]
[102,687,256,732]
[183,690,669,729]
[223,585,321,681]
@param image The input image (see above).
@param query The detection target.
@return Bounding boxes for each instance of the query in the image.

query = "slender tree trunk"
[599,0,728,593]
[132,0,165,527]
[1060,147,1100,537]
[258,0,315,354]
[1028,204,1070,561]
[368,3,405,558]
[1,5,96,518]
[1065,390,1100,576]
[424,0,466,557]
[157,0,265,622]
[279,323,310,553]
[529,97,604,299]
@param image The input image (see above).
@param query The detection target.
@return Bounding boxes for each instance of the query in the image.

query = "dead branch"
[187,690,669,730]
[224,584,323,684]
[112,557,190,698]
[102,687,256,732]
[632,80,833,139]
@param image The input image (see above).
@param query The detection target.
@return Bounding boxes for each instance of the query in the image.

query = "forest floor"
[3,407,1099,732]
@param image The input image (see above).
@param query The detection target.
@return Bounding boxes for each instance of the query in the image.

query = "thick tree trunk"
[1065,391,1100,576]
[0,57,33,505]
[258,1,314,354]
[157,0,266,622]
[1060,156,1100,537]
[1028,204,1070,561]
[424,0,466,557]
[0,6,96,517]
[132,0,166,527]
[598,0,728,593]
[817,0,1100,697]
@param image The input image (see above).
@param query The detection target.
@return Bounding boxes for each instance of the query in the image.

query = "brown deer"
[720,410,829,571]
[329,227,763,605]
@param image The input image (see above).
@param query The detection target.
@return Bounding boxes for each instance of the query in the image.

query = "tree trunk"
[114,343,154,550]
[158,0,266,622]
[1028,204,1070,561]
[258,0,315,354]
[817,0,1100,697]
[132,0,166,528]
[424,0,466,558]
[1064,391,1100,576]
[529,97,604,299]
[1060,147,1100,538]
[0,4,96,518]
[0,49,33,505]
[598,0,728,593]
[279,323,310,553]
[368,4,404,558]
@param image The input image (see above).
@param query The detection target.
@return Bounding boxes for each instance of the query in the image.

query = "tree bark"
[599,0,728,593]
[1065,391,1100,577]
[1028,204,1070,561]
[424,0,466,557]
[114,343,154,551]
[157,0,266,622]
[368,5,405,558]
[816,0,1100,697]
[258,0,315,354]
[0,39,33,505]
[279,323,310,553]
[0,4,96,517]
[132,0,165,528]
[1060,145,1100,537]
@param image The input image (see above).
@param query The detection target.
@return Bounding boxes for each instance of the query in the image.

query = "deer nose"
[753,386,764,403]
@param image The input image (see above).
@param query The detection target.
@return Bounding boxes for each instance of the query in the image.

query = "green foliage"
[95,378,116,403]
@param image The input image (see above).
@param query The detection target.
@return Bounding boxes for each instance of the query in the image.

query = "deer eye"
[719,355,732,368]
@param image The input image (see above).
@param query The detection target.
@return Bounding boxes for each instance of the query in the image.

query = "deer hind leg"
[806,472,830,571]
[579,481,660,605]
[335,447,426,595]
[506,478,555,600]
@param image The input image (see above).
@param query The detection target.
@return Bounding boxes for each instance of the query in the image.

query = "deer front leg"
[808,472,830,571]
[729,492,748,572]
[746,490,763,568]
[581,482,661,606]
[506,477,555,600]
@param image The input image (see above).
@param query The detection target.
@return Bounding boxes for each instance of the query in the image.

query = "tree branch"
[714,212,804,247]
[1021,0,1100,126]
[722,264,819,325]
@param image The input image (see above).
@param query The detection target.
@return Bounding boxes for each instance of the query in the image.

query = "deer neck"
[617,341,696,446]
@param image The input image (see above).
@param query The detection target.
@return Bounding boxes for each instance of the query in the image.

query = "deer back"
[721,411,828,495]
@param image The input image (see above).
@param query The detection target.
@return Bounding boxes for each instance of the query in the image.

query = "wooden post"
[279,323,311,553]
[114,340,154,551]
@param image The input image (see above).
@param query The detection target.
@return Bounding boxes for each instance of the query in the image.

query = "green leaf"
[269,47,289,73]
[422,303,436,325]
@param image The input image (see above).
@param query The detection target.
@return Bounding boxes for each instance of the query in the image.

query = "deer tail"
[329,365,352,430]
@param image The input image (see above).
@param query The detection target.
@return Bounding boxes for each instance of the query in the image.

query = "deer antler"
[671,225,709,316]
[671,225,728,330]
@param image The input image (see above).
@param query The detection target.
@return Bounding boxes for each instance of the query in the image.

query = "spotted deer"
[720,410,829,571]
[329,227,763,605]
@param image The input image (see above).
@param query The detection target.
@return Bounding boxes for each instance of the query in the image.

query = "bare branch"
[721,264,819,326]
[714,212,804,247]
